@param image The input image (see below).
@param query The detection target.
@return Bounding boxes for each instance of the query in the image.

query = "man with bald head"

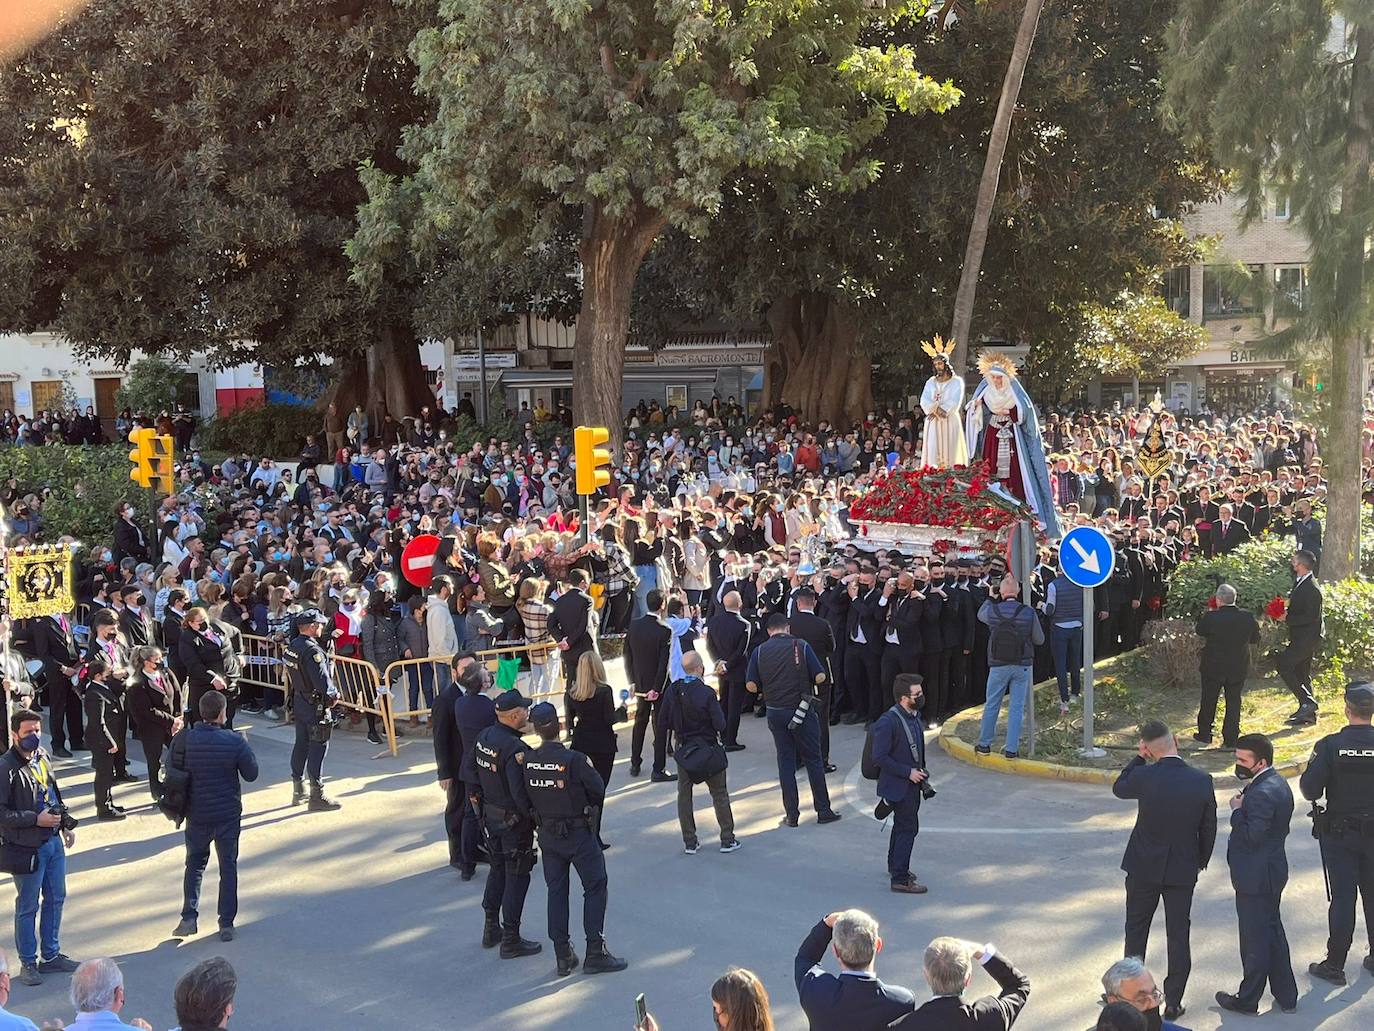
[705,590,752,751]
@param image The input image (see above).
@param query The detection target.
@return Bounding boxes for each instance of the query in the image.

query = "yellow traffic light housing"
[128,428,155,488]
[148,433,175,494]
[574,425,612,495]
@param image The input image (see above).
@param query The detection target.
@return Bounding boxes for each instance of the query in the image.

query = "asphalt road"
[7,697,1372,1031]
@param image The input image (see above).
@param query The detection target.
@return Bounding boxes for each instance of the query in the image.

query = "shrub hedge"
[0,444,143,549]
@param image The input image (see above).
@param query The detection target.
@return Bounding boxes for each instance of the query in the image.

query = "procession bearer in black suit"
[704,590,752,751]
[1193,583,1260,748]
[1112,719,1218,1024]
[1216,733,1298,1016]
[1277,550,1322,726]
[789,588,837,771]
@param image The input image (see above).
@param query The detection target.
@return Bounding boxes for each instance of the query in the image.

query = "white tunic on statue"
[919,375,969,469]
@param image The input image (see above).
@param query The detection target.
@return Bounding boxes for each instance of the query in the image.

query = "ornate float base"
[854,521,1004,558]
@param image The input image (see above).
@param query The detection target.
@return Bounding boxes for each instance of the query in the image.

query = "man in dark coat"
[548,569,596,684]
[790,588,837,770]
[704,590,752,751]
[1194,584,1261,747]
[1276,550,1322,725]
[625,589,673,781]
[1215,733,1298,1015]
[1112,719,1218,1022]
[33,611,83,757]
[1209,504,1252,556]
[433,652,478,873]
[795,910,916,1030]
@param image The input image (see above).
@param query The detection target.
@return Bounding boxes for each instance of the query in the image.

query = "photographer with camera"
[871,674,933,895]
[0,708,79,987]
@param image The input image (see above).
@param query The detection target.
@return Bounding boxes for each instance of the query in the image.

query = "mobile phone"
[635,993,648,1025]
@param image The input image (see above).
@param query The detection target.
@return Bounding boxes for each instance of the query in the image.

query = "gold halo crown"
[977,351,1019,379]
[919,334,957,361]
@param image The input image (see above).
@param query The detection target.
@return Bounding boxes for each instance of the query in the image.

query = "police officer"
[283,610,341,812]
[512,702,628,977]
[473,690,541,959]
[1300,681,1374,985]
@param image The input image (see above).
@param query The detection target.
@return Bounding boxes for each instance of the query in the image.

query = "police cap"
[294,608,328,630]
[529,702,558,728]
[1345,681,1374,717]
[494,690,532,712]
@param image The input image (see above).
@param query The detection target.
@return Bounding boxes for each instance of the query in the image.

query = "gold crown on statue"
[977,351,1020,378]
[920,334,957,361]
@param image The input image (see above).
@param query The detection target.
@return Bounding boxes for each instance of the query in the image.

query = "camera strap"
[890,705,925,769]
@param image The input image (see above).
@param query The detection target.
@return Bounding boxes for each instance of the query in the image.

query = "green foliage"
[115,356,186,415]
[0,445,140,548]
[199,404,323,460]
[1314,578,1374,693]
[1064,293,1208,401]
[1164,535,1294,620]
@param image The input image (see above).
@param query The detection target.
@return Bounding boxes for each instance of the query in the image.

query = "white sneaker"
[1059,702,1070,715]
[720,841,742,854]
[683,844,698,855]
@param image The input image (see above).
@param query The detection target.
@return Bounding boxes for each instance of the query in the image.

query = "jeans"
[527,659,559,698]
[886,789,922,883]
[1050,624,1083,703]
[678,766,736,848]
[411,663,439,715]
[13,835,65,965]
[765,707,831,820]
[182,818,241,928]
[977,665,1033,753]
[631,564,658,619]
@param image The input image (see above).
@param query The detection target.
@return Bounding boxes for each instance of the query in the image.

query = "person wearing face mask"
[112,501,148,566]
[1214,733,1297,1015]
[0,709,80,987]
[179,607,241,731]
[1098,958,1190,1031]
[869,674,931,895]
[81,658,127,821]
[32,611,83,759]
[127,647,184,803]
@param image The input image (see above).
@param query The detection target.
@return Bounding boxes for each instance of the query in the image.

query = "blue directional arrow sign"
[1058,526,1115,589]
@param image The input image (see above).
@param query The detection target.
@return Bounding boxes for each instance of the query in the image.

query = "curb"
[937,710,1312,785]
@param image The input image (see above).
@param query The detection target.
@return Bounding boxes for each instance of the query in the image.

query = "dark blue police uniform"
[474,707,541,959]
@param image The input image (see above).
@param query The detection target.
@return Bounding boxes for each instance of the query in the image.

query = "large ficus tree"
[0,0,437,422]
[373,0,959,441]
[1166,0,1368,578]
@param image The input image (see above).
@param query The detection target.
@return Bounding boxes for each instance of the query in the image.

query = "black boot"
[481,913,501,949]
[308,783,341,812]
[555,941,580,976]
[290,778,306,806]
[499,924,542,959]
[582,937,628,973]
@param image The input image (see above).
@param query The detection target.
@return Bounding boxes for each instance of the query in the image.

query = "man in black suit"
[1112,719,1218,1023]
[626,588,673,781]
[1276,550,1321,725]
[161,588,190,683]
[547,568,596,684]
[893,937,1029,1030]
[118,585,155,650]
[86,609,137,783]
[790,588,837,770]
[705,590,752,751]
[794,910,915,1030]
[877,573,922,725]
[817,565,851,720]
[34,610,84,757]
[1193,584,1261,748]
[432,652,478,871]
[1216,733,1298,1015]
[842,568,883,724]
[1209,504,1251,556]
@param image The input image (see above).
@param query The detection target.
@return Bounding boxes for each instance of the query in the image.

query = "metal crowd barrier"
[331,653,398,757]
[236,632,288,695]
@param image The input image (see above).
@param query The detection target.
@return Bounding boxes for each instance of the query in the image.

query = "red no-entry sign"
[400,534,441,588]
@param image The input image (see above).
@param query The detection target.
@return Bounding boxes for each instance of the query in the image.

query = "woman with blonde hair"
[568,648,622,849]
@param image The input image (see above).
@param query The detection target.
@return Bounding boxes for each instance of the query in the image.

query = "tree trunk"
[324,323,433,428]
[1324,22,1373,580]
[764,292,873,429]
[574,201,666,449]
[949,0,1045,375]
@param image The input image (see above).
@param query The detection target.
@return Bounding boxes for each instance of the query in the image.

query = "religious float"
[849,344,1062,556]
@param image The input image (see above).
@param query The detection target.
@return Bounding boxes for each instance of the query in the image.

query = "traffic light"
[148,432,175,494]
[128,428,155,488]
[127,428,175,493]
[574,425,612,495]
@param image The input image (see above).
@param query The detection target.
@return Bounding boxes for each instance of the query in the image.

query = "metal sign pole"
[1081,584,1105,758]
[1016,520,1037,758]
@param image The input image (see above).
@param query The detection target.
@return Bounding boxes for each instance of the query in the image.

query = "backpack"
[988,602,1027,664]
[157,727,191,827]
[860,724,881,780]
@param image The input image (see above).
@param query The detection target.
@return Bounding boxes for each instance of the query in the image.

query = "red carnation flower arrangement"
[849,460,1025,532]
[1264,596,1287,620]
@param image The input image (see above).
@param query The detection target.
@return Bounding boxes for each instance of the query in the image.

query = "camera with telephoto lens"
[919,779,937,801]
[47,804,78,832]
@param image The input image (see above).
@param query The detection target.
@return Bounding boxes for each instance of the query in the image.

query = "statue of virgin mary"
[964,352,1062,538]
